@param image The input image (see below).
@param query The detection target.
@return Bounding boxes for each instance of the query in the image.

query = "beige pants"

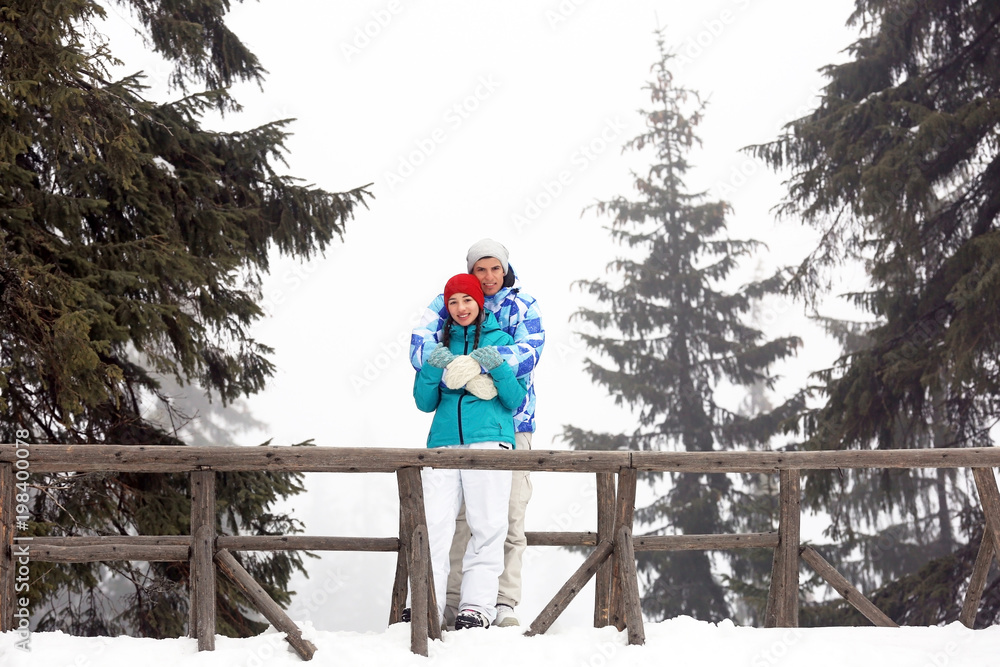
[446,432,533,612]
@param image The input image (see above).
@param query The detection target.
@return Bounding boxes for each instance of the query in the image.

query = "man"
[409,238,544,628]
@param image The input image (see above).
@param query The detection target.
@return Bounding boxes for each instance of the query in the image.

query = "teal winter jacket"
[413,310,527,448]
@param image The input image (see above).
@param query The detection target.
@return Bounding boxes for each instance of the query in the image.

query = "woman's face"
[447,292,480,327]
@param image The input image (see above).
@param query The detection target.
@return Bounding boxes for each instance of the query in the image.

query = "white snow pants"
[422,441,512,624]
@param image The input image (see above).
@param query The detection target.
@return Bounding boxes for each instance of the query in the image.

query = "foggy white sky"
[100,0,864,632]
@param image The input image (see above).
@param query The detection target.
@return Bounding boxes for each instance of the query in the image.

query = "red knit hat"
[444,274,484,310]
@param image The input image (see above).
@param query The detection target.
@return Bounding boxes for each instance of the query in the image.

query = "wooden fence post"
[526,540,614,637]
[962,468,1000,627]
[609,468,637,631]
[215,549,317,660]
[408,524,430,657]
[389,497,409,626]
[396,467,439,643]
[190,470,216,651]
[765,469,800,627]
[960,526,994,628]
[0,463,13,632]
[615,526,645,645]
[594,472,615,627]
[972,468,1000,564]
[800,546,896,627]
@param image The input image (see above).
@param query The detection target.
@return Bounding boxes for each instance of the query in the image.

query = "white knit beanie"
[466,239,509,275]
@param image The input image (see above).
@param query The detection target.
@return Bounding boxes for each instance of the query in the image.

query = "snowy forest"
[2,0,1000,651]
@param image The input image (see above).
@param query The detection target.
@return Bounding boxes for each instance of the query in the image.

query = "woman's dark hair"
[439,309,484,350]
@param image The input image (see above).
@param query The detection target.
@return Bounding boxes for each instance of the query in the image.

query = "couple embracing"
[408,239,545,630]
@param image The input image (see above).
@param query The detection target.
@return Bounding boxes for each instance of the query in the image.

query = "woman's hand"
[470,346,503,371]
[427,343,456,369]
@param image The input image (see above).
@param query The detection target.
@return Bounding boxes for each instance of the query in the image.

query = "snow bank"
[3,616,999,667]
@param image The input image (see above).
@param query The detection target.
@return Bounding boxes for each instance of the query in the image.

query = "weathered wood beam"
[190,470,216,651]
[396,468,439,642]
[631,448,1000,472]
[217,536,399,552]
[527,531,599,547]
[609,468,637,632]
[409,525,430,657]
[972,468,1000,565]
[594,472,615,628]
[0,464,14,632]
[777,470,800,627]
[8,444,1000,474]
[14,530,777,555]
[29,536,190,546]
[0,446,628,473]
[764,533,785,628]
[634,532,779,551]
[28,544,189,562]
[960,527,994,628]
[616,526,644,645]
[800,546,897,628]
[525,540,614,637]
[215,549,317,661]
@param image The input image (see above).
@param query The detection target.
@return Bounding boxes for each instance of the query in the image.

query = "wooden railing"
[2,445,1000,659]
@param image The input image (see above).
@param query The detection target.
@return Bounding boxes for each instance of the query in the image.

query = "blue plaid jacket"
[409,268,544,433]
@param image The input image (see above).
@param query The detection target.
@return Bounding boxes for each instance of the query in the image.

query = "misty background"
[99,0,864,631]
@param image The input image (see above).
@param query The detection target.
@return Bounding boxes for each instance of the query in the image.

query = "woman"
[412,273,526,630]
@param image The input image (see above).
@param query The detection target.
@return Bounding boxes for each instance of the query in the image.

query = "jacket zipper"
[456,325,472,445]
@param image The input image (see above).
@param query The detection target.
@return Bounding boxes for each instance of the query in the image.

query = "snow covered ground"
[3,617,999,667]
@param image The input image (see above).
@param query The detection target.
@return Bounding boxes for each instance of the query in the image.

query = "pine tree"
[0,0,371,636]
[751,0,999,615]
[564,33,803,623]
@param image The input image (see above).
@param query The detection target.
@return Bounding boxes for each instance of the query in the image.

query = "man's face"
[472,257,505,296]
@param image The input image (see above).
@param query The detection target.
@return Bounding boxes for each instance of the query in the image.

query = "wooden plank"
[29,536,190,546]
[800,546,898,627]
[389,551,409,627]
[9,444,1000,474]
[393,470,413,627]
[396,468,439,641]
[0,464,13,632]
[27,544,189,562]
[616,526,645,645]
[527,531,599,547]
[216,549,317,661]
[632,448,1000,472]
[217,536,399,552]
[190,470,216,651]
[764,530,785,628]
[409,525,429,657]
[777,469,800,627]
[594,472,615,627]
[633,532,780,551]
[960,527,994,628]
[525,540,614,637]
[25,535,400,553]
[0,445,629,473]
[972,468,1000,562]
[609,468,637,631]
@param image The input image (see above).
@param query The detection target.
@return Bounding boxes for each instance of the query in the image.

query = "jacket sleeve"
[409,294,447,371]
[495,293,544,380]
[413,365,444,413]
[487,354,528,412]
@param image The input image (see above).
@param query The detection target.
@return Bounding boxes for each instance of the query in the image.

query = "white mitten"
[465,373,498,400]
[444,355,481,389]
